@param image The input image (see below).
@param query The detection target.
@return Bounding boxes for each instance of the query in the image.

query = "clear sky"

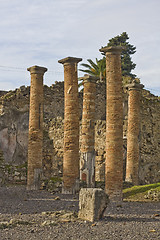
[0,0,160,95]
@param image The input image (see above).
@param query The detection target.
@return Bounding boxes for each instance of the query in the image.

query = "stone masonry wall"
[139,91,160,184]
[0,81,160,185]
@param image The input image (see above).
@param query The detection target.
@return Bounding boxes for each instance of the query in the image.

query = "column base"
[109,195,123,203]
[80,151,95,188]
[62,179,79,194]
[125,176,138,186]
[105,189,123,202]
[26,184,40,191]
[125,177,132,183]
[27,168,42,191]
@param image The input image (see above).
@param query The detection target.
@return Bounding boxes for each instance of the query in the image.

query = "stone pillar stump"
[125,80,144,185]
[27,65,47,190]
[58,57,82,194]
[78,188,109,222]
[80,74,97,187]
[99,46,123,201]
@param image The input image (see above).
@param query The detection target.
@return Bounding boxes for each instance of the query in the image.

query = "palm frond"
[80,63,92,69]
[87,59,99,72]
[79,69,95,75]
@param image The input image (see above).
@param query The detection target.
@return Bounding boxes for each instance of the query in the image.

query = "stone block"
[78,188,109,222]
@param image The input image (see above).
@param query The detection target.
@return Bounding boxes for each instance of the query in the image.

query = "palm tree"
[79,57,106,82]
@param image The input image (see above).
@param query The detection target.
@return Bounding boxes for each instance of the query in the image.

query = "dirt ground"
[0,185,160,240]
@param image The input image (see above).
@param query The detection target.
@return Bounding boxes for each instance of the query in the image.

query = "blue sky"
[0,0,160,95]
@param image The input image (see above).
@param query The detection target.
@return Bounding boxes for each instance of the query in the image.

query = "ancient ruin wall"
[0,82,160,185]
[139,93,160,184]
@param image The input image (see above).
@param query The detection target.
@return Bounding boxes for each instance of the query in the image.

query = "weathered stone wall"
[0,81,160,185]
[0,86,29,184]
[139,91,160,184]
[0,82,79,184]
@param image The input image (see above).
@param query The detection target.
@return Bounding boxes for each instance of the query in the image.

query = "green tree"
[104,32,136,78]
[79,32,136,87]
[79,57,106,82]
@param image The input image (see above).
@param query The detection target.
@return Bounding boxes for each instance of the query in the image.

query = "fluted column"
[27,65,47,190]
[80,74,97,187]
[99,46,123,201]
[58,56,82,194]
[125,80,144,185]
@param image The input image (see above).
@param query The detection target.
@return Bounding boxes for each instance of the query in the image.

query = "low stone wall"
[0,149,27,185]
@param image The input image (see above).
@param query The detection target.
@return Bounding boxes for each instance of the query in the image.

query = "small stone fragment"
[91,223,96,227]
[154,214,160,217]
[116,204,122,208]
[41,212,47,215]
[54,196,60,200]
[149,229,156,232]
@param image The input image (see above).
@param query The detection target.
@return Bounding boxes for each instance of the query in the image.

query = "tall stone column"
[58,56,82,194]
[125,80,144,185]
[80,74,97,187]
[27,65,47,190]
[99,46,123,201]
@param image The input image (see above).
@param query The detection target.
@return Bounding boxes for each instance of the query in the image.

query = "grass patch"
[123,182,160,201]
[49,176,62,183]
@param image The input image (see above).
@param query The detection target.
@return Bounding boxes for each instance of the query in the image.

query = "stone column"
[58,56,82,194]
[27,65,47,190]
[125,80,144,185]
[80,74,97,187]
[99,46,123,201]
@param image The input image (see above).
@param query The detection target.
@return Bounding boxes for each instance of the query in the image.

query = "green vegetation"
[79,32,136,87]
[104,32,136,78]
[123,183,160,201]
[4,164,12,174]
[15,163,27,169]
[49,176,62,183]
[79,57,106,83]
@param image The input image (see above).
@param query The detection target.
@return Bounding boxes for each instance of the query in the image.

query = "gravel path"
[0,185,160,240]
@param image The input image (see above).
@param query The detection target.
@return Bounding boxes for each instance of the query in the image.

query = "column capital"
[58,56,82,65]
[79,74,98,84]
[126,80,144,91]
[99,46,125,55]
[27,65,48,74]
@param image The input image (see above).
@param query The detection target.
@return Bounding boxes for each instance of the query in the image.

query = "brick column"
[80,74,97,187]
[125,80,144,185]
[27,65,47,190]
[58,56,82,194]
[99,46,123,201]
